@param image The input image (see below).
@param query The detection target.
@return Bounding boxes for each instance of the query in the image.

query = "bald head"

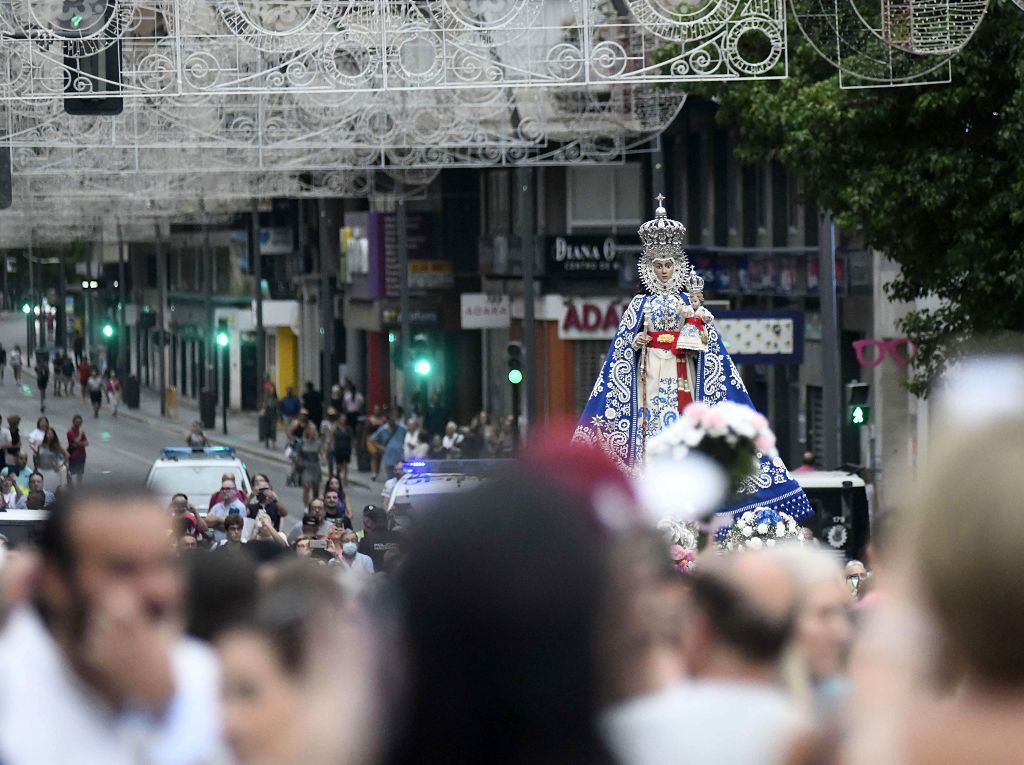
[688,551,798,666]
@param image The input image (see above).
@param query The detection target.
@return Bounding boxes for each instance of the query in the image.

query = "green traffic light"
[508,369,523,385]
[101,324,114,338]
[216,331,230,348]
[20,303,30,315]
[851,406,865,425]
[414,358,431,376]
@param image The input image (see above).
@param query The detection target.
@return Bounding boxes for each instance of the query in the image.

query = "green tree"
[695,5,1024,394]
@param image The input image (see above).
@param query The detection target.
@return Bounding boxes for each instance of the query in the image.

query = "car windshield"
[148,465,248,509]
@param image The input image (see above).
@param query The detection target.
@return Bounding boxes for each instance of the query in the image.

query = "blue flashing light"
[161,446,237,459]
[402,460,429,474]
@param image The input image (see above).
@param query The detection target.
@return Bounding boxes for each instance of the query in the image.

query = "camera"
[309,539,328,549]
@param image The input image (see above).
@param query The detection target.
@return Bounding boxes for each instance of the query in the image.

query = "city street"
[0,312,378,533]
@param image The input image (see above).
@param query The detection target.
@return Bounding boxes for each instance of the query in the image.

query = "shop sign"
[558,297,627,341]
[381,307,440,327]
[409,259,454,290]
[460,293,511,329]
[546,235,623,278]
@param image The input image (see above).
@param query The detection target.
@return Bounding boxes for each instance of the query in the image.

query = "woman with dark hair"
[216,564,379,765]
[385,444,639,765]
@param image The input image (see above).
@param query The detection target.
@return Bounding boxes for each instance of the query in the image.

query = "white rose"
[766,539,776,547]
[742,526,753,537]
[746,537,763,549]
[757,523,769,535]
[742,512,755,522]
[775,524,786,538]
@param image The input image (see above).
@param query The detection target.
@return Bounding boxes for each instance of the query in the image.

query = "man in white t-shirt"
[206,479,253,542]
[602,551,806,765]
[0,483,226,765]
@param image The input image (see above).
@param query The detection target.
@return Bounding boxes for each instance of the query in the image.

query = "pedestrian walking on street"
[37,427,69,487]
[280,386,300,425]
[35,357,49,413]
[186,420,209,448]
[342,379,364,434]
[72,328,84,364]
[332,417,353,485]
[8,345,22,384]
[0,343,7,383]
[77,358,90,401]
[105,371,122,417]
[51,352,64,397]
[298,419,325,506]
[66,414,89,485]
[302,381,324,427]
[87,367,104,417]
[61,354,75,396]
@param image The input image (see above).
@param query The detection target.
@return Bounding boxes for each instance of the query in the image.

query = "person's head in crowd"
[28,472,45,493]
[34,483,184,710]
[293,537,312,558]
[338,530,359,559]
[25,490,46,510]
[801,451,816,467]
[71,414,83,431]
[178,534,198,553]
[325,476,342,495]
[302,420,318,439]
[307,498,325,522]
[35,416,49,433]
[326,407,338,422]
[217,563,380,765]
[223,514,245,544]
[13,451,27,471]
[363,505,387,533]
[386,444,637,765]
[844,560,869,601]
[7,414,20,430]
[1,471,17,493]
[218,478,237,504]
[42,428,61,451]
[774,547,852,703]
[324,490,342,515]
[445,421,457,436]
[908,420,1024,689]
[684,551,798,681]
[251,473,270,493]
[300,513,320,538]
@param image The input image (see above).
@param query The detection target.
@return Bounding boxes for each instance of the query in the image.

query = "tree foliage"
[695,5,1024,394]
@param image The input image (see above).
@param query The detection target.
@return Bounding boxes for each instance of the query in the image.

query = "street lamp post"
[217,329,230,435]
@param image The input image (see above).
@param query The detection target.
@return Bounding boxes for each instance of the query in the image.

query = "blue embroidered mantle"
[573,293,812,522]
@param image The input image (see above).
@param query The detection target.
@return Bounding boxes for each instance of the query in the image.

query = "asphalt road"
[0,313,378,534]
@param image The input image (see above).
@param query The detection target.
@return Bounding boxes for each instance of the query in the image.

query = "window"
[567,164,643,232]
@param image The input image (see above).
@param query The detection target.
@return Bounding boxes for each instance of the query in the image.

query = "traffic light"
[507,342,523,385]
[216,330,230,348]
[413,357,432,377]
[20,302,31,315]
[846,382,871,427]
[101,322,114,339]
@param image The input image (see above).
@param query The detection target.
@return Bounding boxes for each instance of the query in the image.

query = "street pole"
[818,210,842,469]
[26,235,35,356]
[202,202,214,393]
[117,223,127,375]
[317,198,337,396]
[397,197,411,410]
[222,342,228,435]
[154,218,168,417]
[517,166,536,431]
[251,199,265,407]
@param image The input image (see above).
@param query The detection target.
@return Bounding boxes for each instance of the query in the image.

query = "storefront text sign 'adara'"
[546,236,623,278]
[558,297,627,341]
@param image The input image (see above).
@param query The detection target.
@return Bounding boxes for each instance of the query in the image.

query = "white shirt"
[601,679,805,765]
[335,551,375,575]
[27,427,45,449]
[207,499,254,542]
[442,432,464,452]
[0,608,226,765]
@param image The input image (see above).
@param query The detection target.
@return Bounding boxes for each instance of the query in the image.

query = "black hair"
[39,480,155,573]
[689,568,795,664]
[384,468,616,765]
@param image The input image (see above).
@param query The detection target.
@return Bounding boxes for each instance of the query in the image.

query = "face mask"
[342,542,358,557]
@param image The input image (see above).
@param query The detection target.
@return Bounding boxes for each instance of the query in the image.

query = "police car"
[384,460,511,530]
[794,470,870,559]
[145,447,252,513]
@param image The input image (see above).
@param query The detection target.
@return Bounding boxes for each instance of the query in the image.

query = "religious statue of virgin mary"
[574,198,812,521]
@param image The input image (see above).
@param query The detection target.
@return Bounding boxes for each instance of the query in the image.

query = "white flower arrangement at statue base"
[719,506,803,552]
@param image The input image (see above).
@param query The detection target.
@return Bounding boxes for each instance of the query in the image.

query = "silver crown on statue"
[687,270,705,295]
[638,194,688,254]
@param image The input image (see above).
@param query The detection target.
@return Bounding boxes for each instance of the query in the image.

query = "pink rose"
[703,410,727,430]
[754,434,776,452]
[750,413,769,431]
[684,402,709,424]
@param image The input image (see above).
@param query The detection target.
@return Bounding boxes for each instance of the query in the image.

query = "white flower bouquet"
[645,402,778,498]
[719,507,801,552]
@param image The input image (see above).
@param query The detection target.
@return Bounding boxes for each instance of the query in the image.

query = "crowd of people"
[4,367,1024,765]
[0,341,122,417]
[0,410,94,507]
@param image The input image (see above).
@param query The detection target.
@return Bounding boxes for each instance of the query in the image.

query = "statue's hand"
[633,333,650,350]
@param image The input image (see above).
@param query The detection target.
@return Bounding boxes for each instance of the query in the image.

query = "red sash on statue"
[646,331,694,411]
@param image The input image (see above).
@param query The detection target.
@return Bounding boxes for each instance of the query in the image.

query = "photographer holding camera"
[245,473,289,531]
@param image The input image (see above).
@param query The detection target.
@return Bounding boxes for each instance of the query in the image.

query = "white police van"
[384,460,511,530]
[794,470,870,559]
